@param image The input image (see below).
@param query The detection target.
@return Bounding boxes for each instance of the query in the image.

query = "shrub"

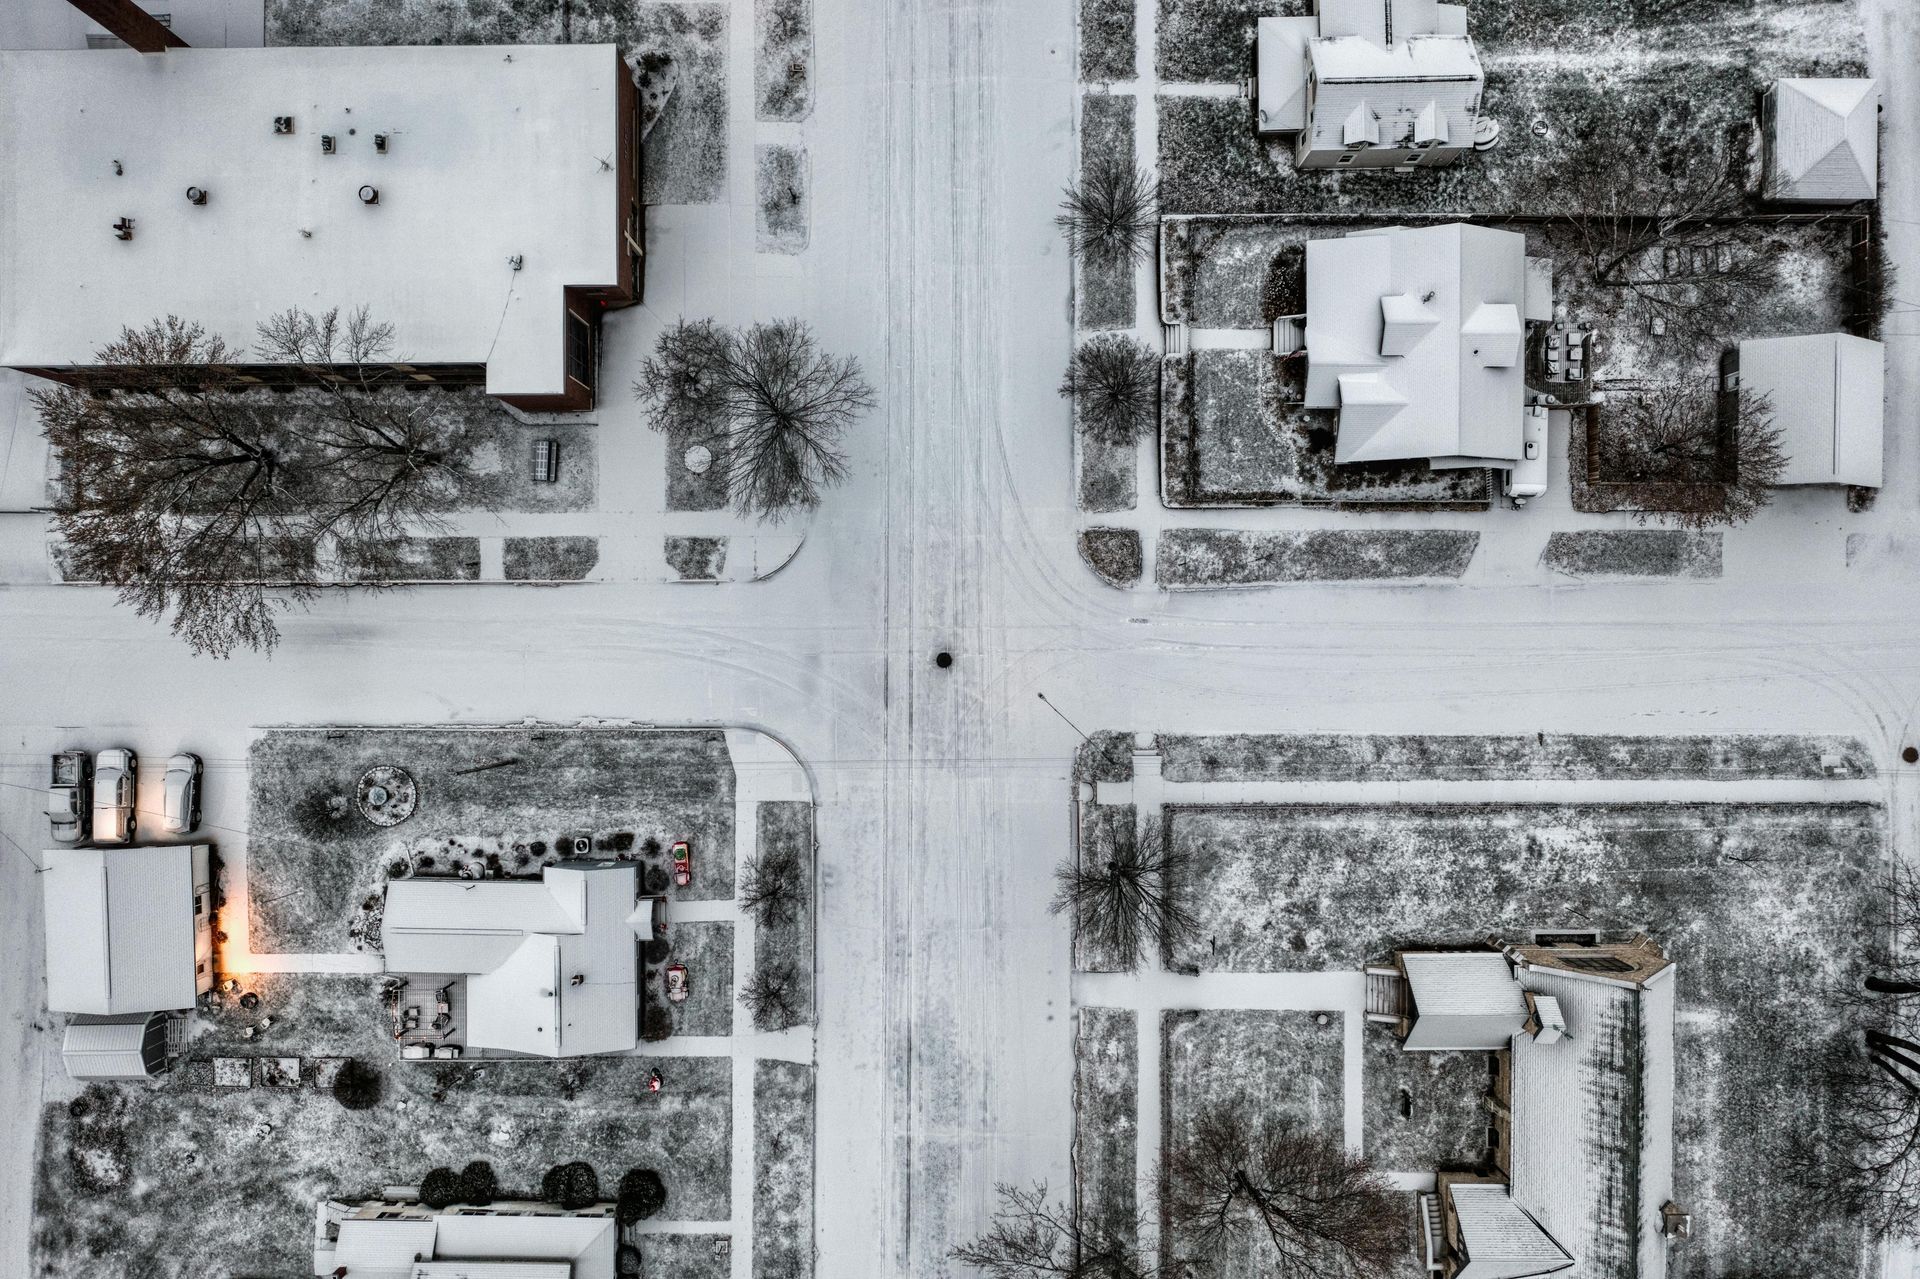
[458,1160,497,1206]
[331,1059,384,1111]
[642,1006,674,1042]
[419,1166,461,1209]
[541,1161,600,1210]
[616,1168,667,1225]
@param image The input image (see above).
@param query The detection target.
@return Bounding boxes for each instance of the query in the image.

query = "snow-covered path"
[0,2,1918,1278]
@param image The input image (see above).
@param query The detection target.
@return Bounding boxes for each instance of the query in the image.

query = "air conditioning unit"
[185,186,208,205]
[273,115,294,135]
[320,134,336,155]
[374,133,389,154]
[358,185,380,205]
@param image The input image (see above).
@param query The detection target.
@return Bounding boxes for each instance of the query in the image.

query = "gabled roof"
[1737,332,1883,487]
[1769,78,1878,203]
[1401,951,1528,1050]
[1304,223,1530,468]
[1449,1183,1577,1279]
[42,845,202,1015]
[382,861,642,1057]
[332,1207,616,1279]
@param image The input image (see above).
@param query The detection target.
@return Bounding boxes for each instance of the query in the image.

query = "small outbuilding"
[1734,332,1884,488]
[41,843,215,1015]
[61,1012,178,1080]
[1763,78,1879,205]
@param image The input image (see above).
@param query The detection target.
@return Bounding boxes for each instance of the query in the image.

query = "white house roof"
[1449,1183,1577,1279]
[1255,16,1318,132]
[1510,970,1675,1279]
[382,861,640,1057]
[42,845,200,1015]
[1305,223,1529,468]
[0,44,625,399]
[1769,78,1878,203]
[333,1210,616,1279]
[1738,332,1884,487]
[1401,951,1528,1050]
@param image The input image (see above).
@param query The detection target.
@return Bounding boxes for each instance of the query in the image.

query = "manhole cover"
[684,443,714,474]
[356,765,418,827]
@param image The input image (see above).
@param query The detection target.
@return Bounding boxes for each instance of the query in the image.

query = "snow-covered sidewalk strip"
[1095,776,1880,807]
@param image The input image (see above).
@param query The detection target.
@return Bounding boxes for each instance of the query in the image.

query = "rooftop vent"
[185,186,208,206]
[374,133,389,154]
[358,185,380,205]
[321,135,336,155]
[273,115,294,135]
[112,217,134,242]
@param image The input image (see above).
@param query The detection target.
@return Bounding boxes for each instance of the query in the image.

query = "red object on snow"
[671,839,691,888]
[665,964,690,1004]
[647,1069,663,1092]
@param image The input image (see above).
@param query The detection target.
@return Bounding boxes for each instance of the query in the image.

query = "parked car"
[46,751,91,844]
[91,748,137,845]
[162,752,202,835]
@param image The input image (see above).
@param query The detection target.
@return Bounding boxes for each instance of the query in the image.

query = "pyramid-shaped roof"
[1769,78,1877,203]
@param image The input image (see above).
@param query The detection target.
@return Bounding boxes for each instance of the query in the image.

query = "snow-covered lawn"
[245,726,737,953]
[1073,1007,1138,1245]
[752,1060,815,1279]
[32,972,733,1279]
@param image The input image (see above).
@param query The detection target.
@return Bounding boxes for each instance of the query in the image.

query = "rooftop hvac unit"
[185,186,208,205]
[358,185,380,205]
[273,115,294,135]
[320,134,336,155]
[112,217,134,241]
[374,133,389,154]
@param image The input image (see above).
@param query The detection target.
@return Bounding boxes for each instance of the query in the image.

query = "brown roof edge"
[65,0,188,51]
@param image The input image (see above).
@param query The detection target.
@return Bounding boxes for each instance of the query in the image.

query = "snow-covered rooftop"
[1448,1183,1577,1279]
[381,861,643,1057]
[0,44,627,400]
[41,844,205,1016]
[1305,224,1532,469]
[1510,967,1676,1279]
[1401,951,1529,1050]
[1766,78,1878,204]
[1738,332,1884,488]
[328,1207,615,1279]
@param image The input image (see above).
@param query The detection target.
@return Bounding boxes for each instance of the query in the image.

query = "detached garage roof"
[1767,78,1878,204]
[1738,332,1884,487]
[332,1207,616,1279]
[1401,951,1529,1050]
[42,845,201,1015]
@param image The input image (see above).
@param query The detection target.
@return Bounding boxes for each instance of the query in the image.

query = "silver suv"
[91,748,137,845]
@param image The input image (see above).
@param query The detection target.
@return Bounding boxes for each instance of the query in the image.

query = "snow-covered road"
[2,0,1920,1276]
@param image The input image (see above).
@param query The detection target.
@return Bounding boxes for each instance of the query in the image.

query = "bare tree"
[36,318,318,656]
[1057,157,1158,268]
[949,1182,1153,1279]
[738,844,808,927]
[1053,817,1194,971]
[1596,384,1785,528]
[1061,336,1160,447]
[254,305,477,540]
[633,318,873,522]
[739,962,804,1032]
[1783,867,1920,1240]
[1164,1106,1402,1279]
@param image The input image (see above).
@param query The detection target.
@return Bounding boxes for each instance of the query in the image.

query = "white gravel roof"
[0,44,624,399]
[333,1210,615,1279]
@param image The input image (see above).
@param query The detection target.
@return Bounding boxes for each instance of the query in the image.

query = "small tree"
[541,1161,600,1210]
[616,1168,667,1225]
[738,844,807,927]
[1060,336,1160,447]
[419,1166,461,1209]
[1052,818,1194,971]
[634,318,873,523]
[949,1181,1154,1279]
[1057,156,1159,268]
[457,1161,498,1206]
[1164,1106,1402,1279]
[739,962,804,1032]
[330,1059,384,1111]
[1597,384,1785,529]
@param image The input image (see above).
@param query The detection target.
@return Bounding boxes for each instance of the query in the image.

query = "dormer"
[1462,303,1522,367]
[1380,293,1441,356]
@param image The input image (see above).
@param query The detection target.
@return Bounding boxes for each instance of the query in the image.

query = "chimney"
[65,0,187,52]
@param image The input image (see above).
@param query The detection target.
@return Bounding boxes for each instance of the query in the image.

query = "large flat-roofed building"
[41,843,215,1015]
[1305,222,1552,470]
[0,43,642,411]
[1257,0,1484,170]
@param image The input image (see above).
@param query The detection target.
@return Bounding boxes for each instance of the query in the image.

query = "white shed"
[62,1012,175,1080]
[1737,332,1884,487]
[1764,78,1878,204]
